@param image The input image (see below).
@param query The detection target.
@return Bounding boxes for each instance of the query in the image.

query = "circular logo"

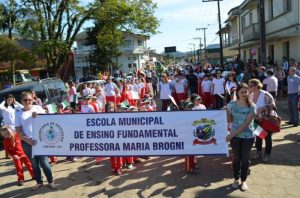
[39,123,64,145]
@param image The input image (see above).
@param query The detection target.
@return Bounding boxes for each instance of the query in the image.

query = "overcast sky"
[149,0,245,53]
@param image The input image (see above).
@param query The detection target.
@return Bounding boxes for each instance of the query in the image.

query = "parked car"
[78,75,98,83]
[0,78,67,150]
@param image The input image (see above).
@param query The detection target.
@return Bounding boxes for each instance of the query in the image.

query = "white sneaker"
[241,182,248,191]
[31,183,43,191]
[232,180,239,189]
[49,182,58,189]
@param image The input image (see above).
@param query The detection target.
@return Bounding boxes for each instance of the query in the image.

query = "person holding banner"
[106,102,123,175]
[15,91,57,191]
[226,83,256,191]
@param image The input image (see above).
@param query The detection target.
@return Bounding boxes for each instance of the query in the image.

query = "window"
[33,85,47,103]
[47,83,59,97]
[241,16,246,33]
[124,40,132,48]
[249,12,253,25]
[128,57,131,60]
[268,44,274,61]
[132,56,136,60]
[282,41,290,60]
[283,0,291,12]
[138,40,142,46]
[269,0,273,19]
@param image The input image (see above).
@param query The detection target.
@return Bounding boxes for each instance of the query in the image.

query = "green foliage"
[86,0,159,70]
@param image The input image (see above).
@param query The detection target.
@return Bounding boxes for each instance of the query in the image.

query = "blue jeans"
[288,93,299,124]
[22,141,53,184]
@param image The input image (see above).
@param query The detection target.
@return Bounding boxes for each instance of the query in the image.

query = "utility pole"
[196,27,207,63]
[202,0,224,66]
[193,37,202,63]
[189,43,196,63]
[259,0,266,64]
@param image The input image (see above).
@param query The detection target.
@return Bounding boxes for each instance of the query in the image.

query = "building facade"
[73,31,149,79]
[223,0,300,64]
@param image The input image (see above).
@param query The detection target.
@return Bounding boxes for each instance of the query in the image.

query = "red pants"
[106,96,117,107]
[176,92,187,104]
[122,157,134,165]
[14,156,35,181]
[49,156,57,163]
[110,157,122,170]
[203,92,212,108]
[184,156,195,172]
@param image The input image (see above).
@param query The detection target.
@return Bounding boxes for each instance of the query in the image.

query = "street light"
[189,43,196,62]
[202,0,224,67]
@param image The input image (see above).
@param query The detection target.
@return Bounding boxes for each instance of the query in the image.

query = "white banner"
[32,111,228,157]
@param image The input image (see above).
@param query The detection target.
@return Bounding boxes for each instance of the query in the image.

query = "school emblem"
[39,122,64,145]
[192,118,217,145]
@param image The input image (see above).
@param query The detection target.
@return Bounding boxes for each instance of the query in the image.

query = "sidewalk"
[0,99,299,198]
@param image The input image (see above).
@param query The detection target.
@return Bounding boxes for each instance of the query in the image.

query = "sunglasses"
[23,98,32,102]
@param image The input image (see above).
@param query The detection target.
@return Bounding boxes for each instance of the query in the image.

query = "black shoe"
[293,124,299,127]
[285,121,294,125]
[18,181,24,186]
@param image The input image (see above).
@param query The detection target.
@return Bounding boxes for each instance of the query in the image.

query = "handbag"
[260,108,281,133]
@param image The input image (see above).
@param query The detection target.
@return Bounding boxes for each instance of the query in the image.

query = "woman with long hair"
[226,83,256,191]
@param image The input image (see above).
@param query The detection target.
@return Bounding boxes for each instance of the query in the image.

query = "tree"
[19,0,93,76]
[0,0,28,39]
[0,35,35,85]
[86,0,159,70]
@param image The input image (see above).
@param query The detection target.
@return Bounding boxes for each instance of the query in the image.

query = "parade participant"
[1,125,35,186]
[0,94,23,129]
[67,81,78,109]
[104,77,118,108]
[201,75,212,109]
[159,73,173,111]
[90,96,100,112]
[249,79,276,162]
[151,73,159,97]
[94,86,106,112]
[191,94,206,110]
[106,102,123,175]
[15,91,57,190]
[226,83,256,191]
[80,83,91,97]
[182,100,197,174]
[81,95,95,113]
[286,67,300,127]
[31,91,43,106]
[225,72,238,104]
[212,71,225,109]
[173,73,188,104]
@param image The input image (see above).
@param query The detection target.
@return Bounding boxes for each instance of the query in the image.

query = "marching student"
[226,83,256,191]
[201,75,212,109]
[106,102,123,175]
[182,100,197,174]
[1,125,35,186]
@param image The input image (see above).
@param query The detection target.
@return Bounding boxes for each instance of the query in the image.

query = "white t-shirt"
[104,82,117,96]
[212,78,225,94]
[201,80,212,92]
[173,79,186,93]
[159,81,172,99]
[81,104,95,113]
[97,95,105,109]
[82,88,91,97]
[192,105,206,110]
[15,105,46,138]
[0,101,23,127]
[225,81,237,93]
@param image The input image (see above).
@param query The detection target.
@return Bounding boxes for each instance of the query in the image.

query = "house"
[223,0,300,64]
[73,31,149,79]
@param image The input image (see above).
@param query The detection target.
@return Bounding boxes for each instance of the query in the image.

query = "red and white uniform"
[3,132,35,181]
[201,80,212,108]
[173,79,187,103]
[104,82,118,106]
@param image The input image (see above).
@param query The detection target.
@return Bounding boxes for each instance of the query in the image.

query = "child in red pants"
[1,125,35,186]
